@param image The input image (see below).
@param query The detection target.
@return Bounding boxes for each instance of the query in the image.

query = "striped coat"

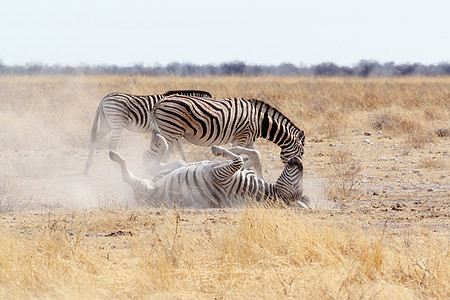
[110,145,308,208]
[83,90,211,175]
[148,95,305,178]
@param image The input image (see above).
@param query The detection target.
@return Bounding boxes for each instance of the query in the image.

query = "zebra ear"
[297,130,305,146]
[288,157,303,172]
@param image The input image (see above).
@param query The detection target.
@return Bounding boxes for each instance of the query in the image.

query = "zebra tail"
[149,110,161,135]
[89,105,102,146]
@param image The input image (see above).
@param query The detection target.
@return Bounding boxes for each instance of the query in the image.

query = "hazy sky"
[1,0,449,66]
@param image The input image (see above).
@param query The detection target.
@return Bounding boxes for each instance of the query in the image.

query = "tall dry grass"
[0,76,448,151]
[0,76,449,298]
[1,208,448,299]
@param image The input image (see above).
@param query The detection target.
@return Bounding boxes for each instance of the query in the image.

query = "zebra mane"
[250,98,304,138]
[164,90,212,98]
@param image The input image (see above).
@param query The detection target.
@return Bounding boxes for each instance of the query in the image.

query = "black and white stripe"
[148,95,305,178]
[83,90,211,175]
[109,145,308,208]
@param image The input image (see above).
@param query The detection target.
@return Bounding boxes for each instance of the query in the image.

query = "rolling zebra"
[146,95,305,178]
[83,90,212,175]
[109,140,308,208]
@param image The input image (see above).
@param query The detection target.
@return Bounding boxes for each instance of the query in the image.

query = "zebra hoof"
[109,150,124,163]
[211,145,223,157]
[296,200,310,209]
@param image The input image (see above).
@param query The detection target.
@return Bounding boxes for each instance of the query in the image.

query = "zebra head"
[275,156,306,206]
[280,130,305,164]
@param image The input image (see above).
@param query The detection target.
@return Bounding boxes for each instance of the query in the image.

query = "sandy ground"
[1,127,448,235]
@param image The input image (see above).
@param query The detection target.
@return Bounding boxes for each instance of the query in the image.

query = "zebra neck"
[265,182,278,200]
[152,94,165,102]
[143,94,163,107]
[254,100,299,147]
[244,176,278,202]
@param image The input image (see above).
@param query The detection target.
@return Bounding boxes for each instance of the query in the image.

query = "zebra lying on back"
[109,137,309,208]
[83,90,212,175]
[147,95,305,179]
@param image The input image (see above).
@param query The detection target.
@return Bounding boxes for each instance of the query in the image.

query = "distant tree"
[395,63,416,76]
[166,62,181,75]
[242,64,262,76]
[178,63,199,76]
[275,63,299,76]
[314,62,342,76]
[25,63,44,74]
[1,60,449,77]
[202,64,218,76]
[0,59,4,74]
[339,66,355,76]
[355,60,378,77]
[220,61,246,75]
[438,63,450,75]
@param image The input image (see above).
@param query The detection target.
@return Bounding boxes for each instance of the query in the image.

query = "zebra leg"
[143,133,169,176]
[108,126,125,151]
[109,150,152,204]
[210,146,245,206]
[226,146,261,171]
[245,143,264,179]
[211,146,245,173]
[175,140,188,162]
[229,142,264,179]
[162,146,173,163]
[159,135,186,163]
[83,121,111,175]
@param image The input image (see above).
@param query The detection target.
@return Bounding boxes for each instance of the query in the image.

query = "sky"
[1,0,449,67]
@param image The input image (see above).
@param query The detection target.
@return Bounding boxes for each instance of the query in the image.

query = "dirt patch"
[1,76,449,299]
[2,128,448,234]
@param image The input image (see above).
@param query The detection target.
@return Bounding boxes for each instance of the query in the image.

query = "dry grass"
[1,76,448,150]
[370,108,432,148]
[326,150,364,200]
[0,75,449,298]
[0,179,17,212]
[419,157,445,170]
[1,208,449,299]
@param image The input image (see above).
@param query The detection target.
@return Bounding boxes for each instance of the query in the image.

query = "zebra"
[146,95,305,179]
[109,139,308,208]
[83,90,212,175]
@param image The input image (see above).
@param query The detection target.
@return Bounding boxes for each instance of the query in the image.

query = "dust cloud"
[303,176,337,210]
[0,77,148,211]
[1,76,333,211]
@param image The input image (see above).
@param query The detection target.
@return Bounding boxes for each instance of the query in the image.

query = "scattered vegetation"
[327,151,364,200]
[0,178,17,212]
[0,75,448,298]
[419,157,445,170]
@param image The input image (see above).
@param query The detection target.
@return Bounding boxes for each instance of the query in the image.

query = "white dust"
[303,176,337,210]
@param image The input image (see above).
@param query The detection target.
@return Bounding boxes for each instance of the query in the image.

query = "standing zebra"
[147,95,305,178]
[109,144,308,208]
[83,90,212,175]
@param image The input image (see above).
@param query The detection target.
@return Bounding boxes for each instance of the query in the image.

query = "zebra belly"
[148,165,219,208]
[183,133,236,147]
[124,122,150,133]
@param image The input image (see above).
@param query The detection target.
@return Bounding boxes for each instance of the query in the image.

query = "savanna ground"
[0,76,449,299]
